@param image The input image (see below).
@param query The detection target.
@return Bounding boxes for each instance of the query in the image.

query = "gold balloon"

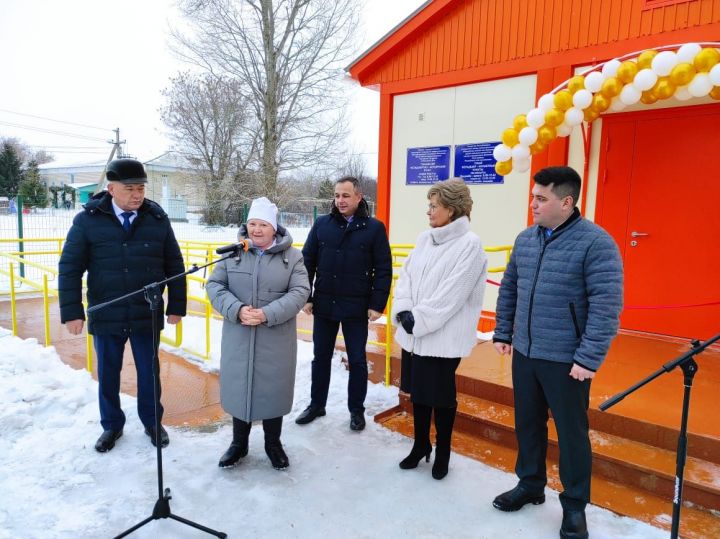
[544,108,565,127]
[553,90,574,111]
[669,62,696,86]
[567,76,585,94]
[537,125,557,144]
[600,77,623,98]
[709,86,720,100]
[650,77,676,100]
[591,93,610,113]
[640,90,658,105]
[495,159,513,176]
[513,114,528,132]
[529,141,546,155]
[693,47,720,72]
[616,60,639,84]
[501,128,519,147]
[637,50,658,69]
[583,108,598,123]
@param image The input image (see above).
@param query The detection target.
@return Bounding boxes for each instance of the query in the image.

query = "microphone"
[215,239,253,255]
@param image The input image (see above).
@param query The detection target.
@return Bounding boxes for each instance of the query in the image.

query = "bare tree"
[171,0,361,200]
[160,72,254,224]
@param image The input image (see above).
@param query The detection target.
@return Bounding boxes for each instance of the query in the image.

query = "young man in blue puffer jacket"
[492,166,623,539]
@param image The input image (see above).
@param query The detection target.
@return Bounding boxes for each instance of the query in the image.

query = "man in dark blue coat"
[295,176,392,431]
[58,159,186,453]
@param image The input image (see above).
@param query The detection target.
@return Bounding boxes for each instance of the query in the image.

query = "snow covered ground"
[0,326,667,539]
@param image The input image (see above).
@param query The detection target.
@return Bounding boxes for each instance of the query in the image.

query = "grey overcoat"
[206,225,310,421]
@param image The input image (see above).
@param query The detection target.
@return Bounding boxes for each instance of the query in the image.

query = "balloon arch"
[493,42,720,176]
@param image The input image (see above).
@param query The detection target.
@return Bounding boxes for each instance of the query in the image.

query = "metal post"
[313,205,318,222]
[43,274,51,347]
[9,262,18,336]
[16,196,25,278]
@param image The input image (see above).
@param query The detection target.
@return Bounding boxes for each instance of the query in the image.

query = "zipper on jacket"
[526,237,549,354]
[569,302,581,338]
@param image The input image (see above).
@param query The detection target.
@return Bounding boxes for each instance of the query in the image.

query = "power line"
[0,121,108,142]
[0,108,113,132]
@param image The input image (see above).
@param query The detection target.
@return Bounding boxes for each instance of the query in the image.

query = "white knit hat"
[247,196,278,230]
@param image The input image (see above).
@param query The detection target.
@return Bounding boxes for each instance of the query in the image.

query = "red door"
[596,105,720,340]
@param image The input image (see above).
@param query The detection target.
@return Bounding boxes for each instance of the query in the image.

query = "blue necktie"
[121,211,133,232]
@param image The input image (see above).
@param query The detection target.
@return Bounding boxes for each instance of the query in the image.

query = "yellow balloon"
[529,141,546,155]
[501,128,519,147]
[616,60,639,84]
[651,77,676,100]
[637,50,658,69]
[567,75,585,94]
[553,90,574,111]
[591,93,610,113]
[544,108,565,127]
[640,90,658,105]
[693,47,720,72]
[600,77,623,98]
[583,108,598,123]
[709,86,720,100]
[495,160,513,176]
[669,62,696,86]
[537,125,557,144]
[513,114,528,132]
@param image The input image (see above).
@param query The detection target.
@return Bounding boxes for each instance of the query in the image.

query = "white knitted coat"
[392,216,488,358]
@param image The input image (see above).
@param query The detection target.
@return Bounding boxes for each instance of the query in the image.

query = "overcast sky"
[0,0,426,173]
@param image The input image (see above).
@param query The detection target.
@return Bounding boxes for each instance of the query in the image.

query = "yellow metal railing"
[0,238,510,385]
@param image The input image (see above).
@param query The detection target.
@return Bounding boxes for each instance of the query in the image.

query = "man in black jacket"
[295,177,392,431]
[58,159,186,453]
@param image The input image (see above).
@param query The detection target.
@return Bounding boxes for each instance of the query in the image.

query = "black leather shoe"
[218,442,248,468]
[295,405,326,425]
[560,510,588,539]
[349,411,366,431]
[144,425,169,448]
[95,429,123,453]
[265,439,289,470]
[492,485,545,512]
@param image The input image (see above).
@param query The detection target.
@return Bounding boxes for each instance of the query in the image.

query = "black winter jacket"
[58,192,187,335]
[302,200,392,320]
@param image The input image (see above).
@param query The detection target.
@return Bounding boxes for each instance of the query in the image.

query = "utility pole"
[94,127,126,194]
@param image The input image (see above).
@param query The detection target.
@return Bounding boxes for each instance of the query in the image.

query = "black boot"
[264,417,289,470]
[432,406,456,480]
[399,403,432,469]
[218,417,250,468]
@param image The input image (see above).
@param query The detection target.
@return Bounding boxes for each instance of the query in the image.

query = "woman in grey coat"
[206,197,309,470]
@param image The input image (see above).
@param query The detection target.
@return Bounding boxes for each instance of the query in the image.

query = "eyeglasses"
[427,204,442,213]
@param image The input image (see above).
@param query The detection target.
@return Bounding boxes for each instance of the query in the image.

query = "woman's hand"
[395,311,415,334]
[239,305,266,325]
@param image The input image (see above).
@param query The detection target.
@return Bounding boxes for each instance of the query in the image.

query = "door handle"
[631,231,649,237]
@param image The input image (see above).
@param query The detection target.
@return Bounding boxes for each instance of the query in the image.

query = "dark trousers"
[310,315,369,413]
[512,350,592,511]
[233,416,283,440]
[93,332,161,431]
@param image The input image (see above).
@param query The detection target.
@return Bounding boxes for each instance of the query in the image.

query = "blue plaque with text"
[406,145,451,185]
[454,142,503,184]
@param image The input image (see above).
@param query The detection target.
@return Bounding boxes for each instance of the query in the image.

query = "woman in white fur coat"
[392,178,488,480]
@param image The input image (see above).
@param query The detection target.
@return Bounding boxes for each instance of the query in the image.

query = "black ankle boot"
[399,441,432,469]
[218,417,250,468]
[264,438,289,469]
[432,406,456,480]
[399,402,432,470]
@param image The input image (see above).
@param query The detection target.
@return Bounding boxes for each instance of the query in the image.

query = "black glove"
[396,310,415,334]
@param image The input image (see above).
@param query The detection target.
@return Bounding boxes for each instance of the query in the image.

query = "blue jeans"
[310,316,369,413]
[93,332,162,431]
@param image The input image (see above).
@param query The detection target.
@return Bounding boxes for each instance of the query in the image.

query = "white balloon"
[651,50,678,77]
[511,144,531,161]
[584,71,605,93]
[676,43,702,64]
[564,107,584,126]
[609,97,626,112]
[572,89,593,110]
[674,85,693,101]
[620,84,641,105]
[538,93,555,111]
[518,126,538,146]
[493,144,512,162]
[688,73,712,97]
[513,158,531,173]
[709,63,720,86]
[632,68,658,91]
[526,108,545,128]
[601,59,621,79]
[556,123,573,137]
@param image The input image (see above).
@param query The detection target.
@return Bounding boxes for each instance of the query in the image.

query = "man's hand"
[167,315,182,325]
[302,302,313,315]
[367,309,382,322]
[66,319,84,335]
[569,364,595,381]
[493,342,513,356]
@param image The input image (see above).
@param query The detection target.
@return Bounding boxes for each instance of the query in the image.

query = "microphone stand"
[88,250,240,538]
[600,332,720,539]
